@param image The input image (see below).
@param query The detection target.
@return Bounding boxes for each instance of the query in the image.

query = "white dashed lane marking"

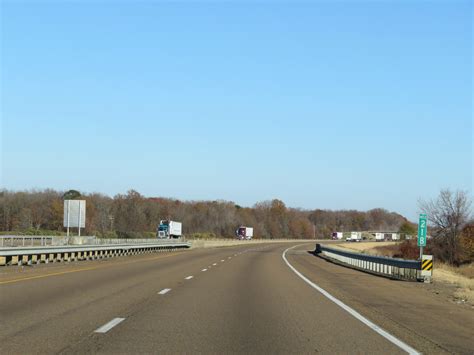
[201,268,207,272]
[185,276,194,280]
[158,288,171,295]
[95,318,126,333]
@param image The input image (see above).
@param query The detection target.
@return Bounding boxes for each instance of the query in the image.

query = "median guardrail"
[0,235,191,247]
[0,241,190,266]
[0,235,55,247]
[315,244,423,281]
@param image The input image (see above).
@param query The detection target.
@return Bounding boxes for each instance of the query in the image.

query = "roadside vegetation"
[337,238,474,305]
[337,190,473,306]
[1,188,408,240]
[435,263,474,304]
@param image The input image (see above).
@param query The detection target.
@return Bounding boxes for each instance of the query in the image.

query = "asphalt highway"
[1,242,472,354]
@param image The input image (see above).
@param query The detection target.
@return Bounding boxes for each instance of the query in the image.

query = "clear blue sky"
[1,1,472,221]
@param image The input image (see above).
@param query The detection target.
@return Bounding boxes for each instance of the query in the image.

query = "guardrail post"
[21,255,28,265]
[11,255,19,265]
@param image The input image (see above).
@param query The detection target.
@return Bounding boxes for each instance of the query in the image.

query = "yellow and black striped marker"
[422,258,433,271]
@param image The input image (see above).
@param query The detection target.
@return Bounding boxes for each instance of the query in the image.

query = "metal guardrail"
[0,236,186,247]
[315,244,422,281]
[0,241,191,266]
[0,236,54,247]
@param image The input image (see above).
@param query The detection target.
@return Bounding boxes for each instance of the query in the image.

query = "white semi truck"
[236,226,253,240]
[331,232,343,240]
[157,220,182,239]
[346,231,362,242]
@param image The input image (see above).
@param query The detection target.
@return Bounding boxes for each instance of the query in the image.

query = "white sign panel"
[63,200,86,228]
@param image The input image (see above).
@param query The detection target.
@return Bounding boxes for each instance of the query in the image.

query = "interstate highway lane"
[0,242,470,354]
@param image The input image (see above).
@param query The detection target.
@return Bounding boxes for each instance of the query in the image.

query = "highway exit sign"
[418,213,427,247]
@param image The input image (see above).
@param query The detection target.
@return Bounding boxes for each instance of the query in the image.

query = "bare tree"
[419,189,472,265]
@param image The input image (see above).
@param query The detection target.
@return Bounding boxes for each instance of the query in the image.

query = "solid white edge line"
[282,245,420,355]
[158,288,171,295]
[185,276,194,280]
[94,317,126,333]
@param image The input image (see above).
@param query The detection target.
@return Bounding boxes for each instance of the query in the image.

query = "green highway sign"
[418,213,427,247]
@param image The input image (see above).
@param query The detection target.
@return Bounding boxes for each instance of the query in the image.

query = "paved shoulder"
[286,243,474,354]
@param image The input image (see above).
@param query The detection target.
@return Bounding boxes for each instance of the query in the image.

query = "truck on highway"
[157,220,182,239]
[374,232,384,241]
[346,231,362,242]
[331,232,343,240]
[374,232,400,241]
[236,226,253,240]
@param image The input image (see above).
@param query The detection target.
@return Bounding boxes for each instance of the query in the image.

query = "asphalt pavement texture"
[1,242,472,354]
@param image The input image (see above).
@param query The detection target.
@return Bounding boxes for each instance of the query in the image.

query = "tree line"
[0,188,411,239]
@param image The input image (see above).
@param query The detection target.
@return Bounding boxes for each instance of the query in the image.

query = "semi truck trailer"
[346,231,362,242]
[236,226,253,240]
[157,220,182,239]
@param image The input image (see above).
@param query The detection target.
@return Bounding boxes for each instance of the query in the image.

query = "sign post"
[63,200,86,237]
[417,213,427,259]
[66,200,71,237]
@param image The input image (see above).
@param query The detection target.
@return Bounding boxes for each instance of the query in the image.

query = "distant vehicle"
[157,220,182,239]
[346,231,362,242]
[331,232,343,240]
[236,226,253,240]
[374,232,400,241]
[390,233,400,241]
[375,232,384,241]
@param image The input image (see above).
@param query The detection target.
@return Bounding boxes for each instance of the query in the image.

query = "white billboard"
[63,200,86,228]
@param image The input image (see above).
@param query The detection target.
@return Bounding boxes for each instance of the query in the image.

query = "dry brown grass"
[435,263,474,304]
[333,242,400,256]
[335,242,474,305]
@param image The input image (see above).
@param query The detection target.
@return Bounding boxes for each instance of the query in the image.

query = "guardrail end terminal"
[314,243,322,255]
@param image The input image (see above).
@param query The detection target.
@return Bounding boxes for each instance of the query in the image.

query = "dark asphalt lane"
[59,243,404,354]
[1,242,468,354]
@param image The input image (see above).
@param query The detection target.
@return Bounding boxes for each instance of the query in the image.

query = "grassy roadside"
[331,241,401,257]
[434,263,474,304]
[334,241,474,306]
